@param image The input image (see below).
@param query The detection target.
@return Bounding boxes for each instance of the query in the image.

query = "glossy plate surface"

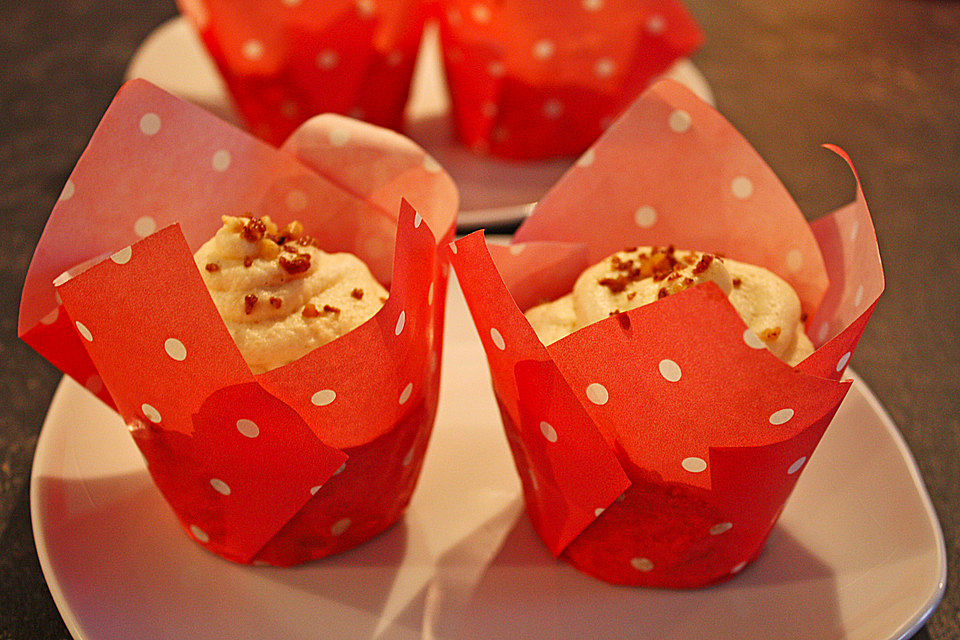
[33,274,945,640]
[124,17,714,228]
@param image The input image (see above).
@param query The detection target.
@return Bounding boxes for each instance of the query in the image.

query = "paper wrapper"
[177,0,428,146]
[19,79,458,566]
[447,80,884,587]
[437,0,702,159]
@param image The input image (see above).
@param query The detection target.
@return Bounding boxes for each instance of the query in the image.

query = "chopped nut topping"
[658,287,668,299]
[760,327,782,341]
[800,312,808,322]
[608,309,620,317]
[205,263,220,272]
[259,238,280,260]
[244,294,258,314]
[732,277,742,288]
[598,276,628,294]
[269,297,282,309]
[279,252,311,274]
[240,217,267,242]
[351,288,364,300]
[302,303,320,318]
[693,254,714,274]
[323,304,341,315]
[626,292,636,301]
[379,296,388,304]
[243,256,253,268]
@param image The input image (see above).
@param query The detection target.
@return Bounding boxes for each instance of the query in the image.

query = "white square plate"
[32,275,945,640]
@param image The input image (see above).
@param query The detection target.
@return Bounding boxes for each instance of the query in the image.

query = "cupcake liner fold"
[177,0,429,145]
[438,0,703,158]
[20,79,457,565]
[447,80,883,586]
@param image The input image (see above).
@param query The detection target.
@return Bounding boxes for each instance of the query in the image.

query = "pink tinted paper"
[448,80,884,587]
[20,79,457,565]
[177,0,428,145]
[437,0,702,159]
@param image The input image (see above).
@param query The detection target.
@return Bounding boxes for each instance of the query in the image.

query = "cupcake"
[19,79,458,565]
[177,0,429,145]
[437,0,702,159]
[447,79,883,587]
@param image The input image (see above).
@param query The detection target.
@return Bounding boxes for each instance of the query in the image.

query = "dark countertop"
[1,0,957,637]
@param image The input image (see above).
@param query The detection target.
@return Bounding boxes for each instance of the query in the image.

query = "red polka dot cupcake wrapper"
[447,80,884,587]
[19,79,458,565]
[438,0,702,159]
[177,0,429,146]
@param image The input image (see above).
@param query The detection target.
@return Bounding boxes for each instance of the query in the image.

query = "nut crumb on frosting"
[351,288,364,300]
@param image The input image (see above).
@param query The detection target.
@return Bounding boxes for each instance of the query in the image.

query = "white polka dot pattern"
[788,456,806,474]
[141,403,161,423]
[76,321,93,342]
[490,327,506,350]
[190,525,209,543]
[540,421,558,443]
[212,149,231,171]
[210,478,231,495]
[768,408,794,425]
[836,352,851,372]
[634,206,656,228]
[631,557,654,572]
[682,457,707,473]
[331,518,351,536]
[586,383,608,405]
[399,383,413,405]
[731,176,753,199]
[134,216,156,237]
[139,113,161,136]
[658,359,681,382]
[164,338,187,361]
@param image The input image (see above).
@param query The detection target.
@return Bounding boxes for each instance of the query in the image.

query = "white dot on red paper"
[449,242,458,254]
[668,109,691,133]
[786,249,803,272]
[850,219,860,242]
[487,61,505,77]
[836,352,851,372]
[311,389,336,406]
[710,522,733,535]
[110,246,132,264]
[210,478,231,495]
[490,327,506,350]
[141,403,161,423]
[586,383,608,405]
[658,359,682,382]
[769,408,794,425]
[139,113,161,135]
[646,14,666,34]
[356,0,376,17]
[414,212,423,228]
[317,49,338,70]
[743,329,766,349]
[631,557,654,572]
[310,485,322,495]
[394,311,406,336]
[423,155,442,173]
[788,456,806,474]
[59,179,75,201]
[85,375,103,394]
[818,322,830,342]
[595,507,605,517]
[402,447,415,466]
[242,39,264,60]
[615,492,625,502]
[236,418,259,437]
[582,0,603,10]
[854,284,864,306]
[634,206,657,228]
[40,308,59,325]
[471,3,491,22]
[542,99,563,119]
[731,561,747,574]
[509,244,525,255]
[331,518,352,536]
[212,149,231,172]
[134,216,156,237]
[540,421,558,443]
[682,457,707,473]
[387,50,403,66]
[399,382,413,405]
[594,58,615,78]
[282,0,303,6]
[189,525,209,543]
[164,338,187,361]
[731,176,753,199]
[334,462,346,475]
[532,39,555,60]
[576,149,595,168]
[76,321,92,342]
[427,281,435,305]
[286,189,307,212]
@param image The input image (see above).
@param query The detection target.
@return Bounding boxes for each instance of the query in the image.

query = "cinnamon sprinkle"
[269,297,283,309]
[279,252,311,274]
[693,254,714,274]
[760,327,782,340]
[243,256,253,268]
[323,304,341,315]
[205,263,219,272]
[732,277,742,288]
[244,294,258,314]
[351,288,364,300]
[302,303,320,318]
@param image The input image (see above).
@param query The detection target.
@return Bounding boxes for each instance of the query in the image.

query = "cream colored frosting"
[195,216,387,373]
[525,246,814,366]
